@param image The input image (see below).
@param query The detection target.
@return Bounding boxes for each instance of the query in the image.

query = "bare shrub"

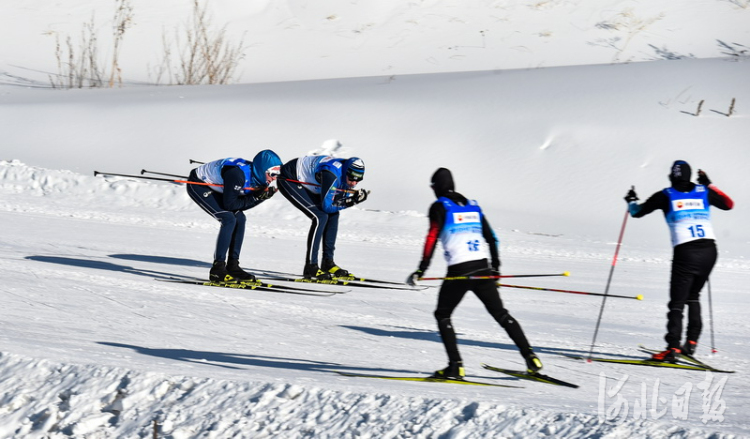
[591,8,665,63]
[49,0,134,89]
[50,15,103,88]
[155,0,246,85]
[109,0,135,87]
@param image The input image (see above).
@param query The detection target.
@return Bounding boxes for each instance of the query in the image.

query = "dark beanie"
[431,168,455,197]
[669,160,691,182]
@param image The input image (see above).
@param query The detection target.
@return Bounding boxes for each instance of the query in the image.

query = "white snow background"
[1,0,750,438]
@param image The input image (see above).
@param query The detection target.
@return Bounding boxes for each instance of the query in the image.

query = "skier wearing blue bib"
[625,160,734,362]
[277,155,369,279]
[187,150,282,282]
[407,168,542,379]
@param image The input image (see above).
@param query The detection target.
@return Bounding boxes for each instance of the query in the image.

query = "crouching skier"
[187,150,282,282]
[277,155,369,280]
[407,168,542,379]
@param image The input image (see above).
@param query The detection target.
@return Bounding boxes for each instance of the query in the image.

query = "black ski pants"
[187,170,246,262]
[665,239,718,349]
[277,161,339,266]
[434,265,532,364]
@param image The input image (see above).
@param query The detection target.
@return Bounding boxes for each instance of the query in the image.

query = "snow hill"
[1,0,750,438]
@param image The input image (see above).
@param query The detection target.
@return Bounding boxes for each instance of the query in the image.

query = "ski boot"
[321,259,352,279]
[681,340,697,357]
[431,361,465,380]
[303,263,333,280]
[209,260,231,283]
[226,259,257,283]
[524,351,543,373]
[651,347,680,363]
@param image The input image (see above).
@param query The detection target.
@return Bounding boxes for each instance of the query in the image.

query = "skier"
[625,160,734,362]
[187,150,283,282]
[277,155,369,279]
[407,168,542,379]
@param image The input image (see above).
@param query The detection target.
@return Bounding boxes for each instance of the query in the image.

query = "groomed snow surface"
[0,149,748,438]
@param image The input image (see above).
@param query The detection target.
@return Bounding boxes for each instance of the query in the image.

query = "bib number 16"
[467,240,480,251]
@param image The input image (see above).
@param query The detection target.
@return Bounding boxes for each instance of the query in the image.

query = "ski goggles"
[266,166,281,177]
[347,170,364,182]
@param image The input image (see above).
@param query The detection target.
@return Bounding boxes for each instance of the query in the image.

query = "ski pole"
[587,207,630,361]
[707,278,717,354]
[497,283,643,300]
[419,272,571,281]
[94,171,186,184]
[282,177,359,194]
[93,171,263,191]
[141,169,188,179]
[190,160,357,194]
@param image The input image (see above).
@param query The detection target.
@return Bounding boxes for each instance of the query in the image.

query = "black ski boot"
[321,259,352,278]
[209,260,230,282]
[303,263,332,280]
[226,259,256,283]
[681,340,697,357]
[524,350,543,373]
[431,361,465,380]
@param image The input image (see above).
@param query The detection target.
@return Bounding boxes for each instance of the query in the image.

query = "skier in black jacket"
[625,160,734,362]
[407,168,542,379]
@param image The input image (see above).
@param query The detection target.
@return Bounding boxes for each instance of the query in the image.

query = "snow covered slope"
[2,0,749,84]
[3,57,749,255]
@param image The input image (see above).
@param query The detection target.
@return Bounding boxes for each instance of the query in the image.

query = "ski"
[637,345,735,373]
[253,268,420,288]
[158,277,343,297]
[335,371,522,388]
[564,354,728,372]
[480,363,579,388]
[250,271,426,291]
[164,275,348,294]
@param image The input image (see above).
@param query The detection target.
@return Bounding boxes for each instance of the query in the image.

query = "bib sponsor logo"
[672,199,704,211]
[453,212,480,223]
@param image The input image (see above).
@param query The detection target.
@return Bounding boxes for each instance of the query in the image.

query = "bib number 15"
[688,225,705,238]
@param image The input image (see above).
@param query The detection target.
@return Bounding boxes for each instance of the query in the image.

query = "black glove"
[340,189,370,209]
[624,187,638,203]
[354,189,369,204]
[491,261,500,277]
[406,269,423,286]
[255,187,277,201]
[697,169,711,186]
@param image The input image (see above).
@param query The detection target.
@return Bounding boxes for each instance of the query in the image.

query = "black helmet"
[431,168,454,197]
[669,160,691,183]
